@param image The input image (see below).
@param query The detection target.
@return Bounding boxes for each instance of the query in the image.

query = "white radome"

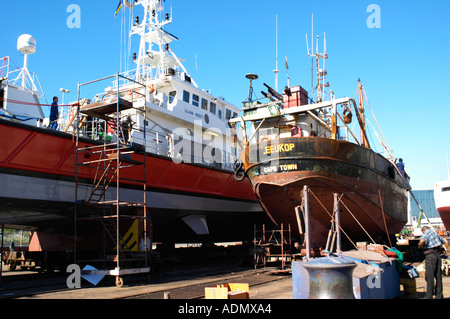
[17,34,37,55]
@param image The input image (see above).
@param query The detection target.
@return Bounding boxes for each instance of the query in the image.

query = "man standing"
[396,158,406,178]
[419,226,445,299]
[122,116,133,144]
[49,96,59,130]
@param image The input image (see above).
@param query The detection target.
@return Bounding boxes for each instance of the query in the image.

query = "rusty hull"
[244,137,409,248]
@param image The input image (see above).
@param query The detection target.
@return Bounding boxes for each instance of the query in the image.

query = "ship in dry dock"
[435,178,450,231]
[0,0,267,247]
[229,34,411,249]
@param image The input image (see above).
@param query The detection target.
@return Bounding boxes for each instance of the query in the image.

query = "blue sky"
[1,0,449,190]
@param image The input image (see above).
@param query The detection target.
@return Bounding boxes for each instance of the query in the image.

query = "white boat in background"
[434,179,450,231]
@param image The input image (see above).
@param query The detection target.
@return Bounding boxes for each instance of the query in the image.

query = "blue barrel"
[303,256,357,299]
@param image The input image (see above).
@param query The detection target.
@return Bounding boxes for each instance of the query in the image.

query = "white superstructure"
[76,0,241,171]
[0,34,46,125]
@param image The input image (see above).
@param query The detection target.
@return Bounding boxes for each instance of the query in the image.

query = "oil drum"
[303,256,356,299]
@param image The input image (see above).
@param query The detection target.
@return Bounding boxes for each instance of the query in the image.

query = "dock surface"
[1,262,449,300]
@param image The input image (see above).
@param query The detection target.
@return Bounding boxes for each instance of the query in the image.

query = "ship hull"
[434,179,450,231]
[0,118,267,243]
[436,207,450,231]
[244,137,409,248]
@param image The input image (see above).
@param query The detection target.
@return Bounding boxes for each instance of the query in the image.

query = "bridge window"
[201,98,208,110]
[210,102,216,114]
[192,94,199,107]
[225,109,232,120]
[183,90,190,103]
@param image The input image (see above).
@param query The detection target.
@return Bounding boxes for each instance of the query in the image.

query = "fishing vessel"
[434,179,450,231]
[0,0,266,245]
[230,34,410,249]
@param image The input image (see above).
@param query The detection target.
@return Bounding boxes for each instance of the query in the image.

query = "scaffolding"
[253,224,292,270]
[74,73,150,287]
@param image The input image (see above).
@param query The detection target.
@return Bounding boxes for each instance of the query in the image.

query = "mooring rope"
[338,196,376,245]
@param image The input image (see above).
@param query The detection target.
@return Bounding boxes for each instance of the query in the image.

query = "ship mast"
[358,79,369,148]
[130,0,196,86]
[306,15,328,103]
[273,14,279,92]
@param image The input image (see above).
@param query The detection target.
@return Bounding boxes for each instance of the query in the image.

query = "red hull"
[0,119,266,242]
[437,207,450,231]
[0,119,255,200]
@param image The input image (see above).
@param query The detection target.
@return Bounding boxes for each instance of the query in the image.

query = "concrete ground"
[2,258,450,299]
[1,266,448,299]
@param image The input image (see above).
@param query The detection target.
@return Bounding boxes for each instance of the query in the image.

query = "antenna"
[305,14,314,97]
[305,15,329,103]
[245,73,259,102]
[273,14,279,92]
[285,56,290,88]
[311,14,314,56]
[16,34,37,89]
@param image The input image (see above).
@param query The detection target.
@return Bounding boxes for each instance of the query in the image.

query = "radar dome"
[17,34,36,55]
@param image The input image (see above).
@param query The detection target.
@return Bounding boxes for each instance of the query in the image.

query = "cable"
[0,97,78,108]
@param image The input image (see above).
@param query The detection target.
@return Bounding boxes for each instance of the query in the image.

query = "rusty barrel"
[303,256,356,299]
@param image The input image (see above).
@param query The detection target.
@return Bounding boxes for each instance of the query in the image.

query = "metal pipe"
[334,193,342,253]
[325,229,332,252]
[330,232,336,253]
[74,82,81,265]
[78,74,116,87]
[303,185,311,260]
[116,72,120,271]
[294,206,304,235]
[143,94,148,265]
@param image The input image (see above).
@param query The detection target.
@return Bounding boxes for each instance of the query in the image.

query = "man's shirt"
[50,102,58,121]
[421,228,444,249]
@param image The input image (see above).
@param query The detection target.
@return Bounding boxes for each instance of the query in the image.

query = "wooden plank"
[80,98,133,117]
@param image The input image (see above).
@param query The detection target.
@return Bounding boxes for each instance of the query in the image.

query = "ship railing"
[75,73,237,171]
[78,122,236,171]
[170,144,237,172]
[232,97,358,144]
[0,56,11,79]
[131,128,170,156]
[75,116,237,172]
[0,56,47,103]
[114,64,186,88]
